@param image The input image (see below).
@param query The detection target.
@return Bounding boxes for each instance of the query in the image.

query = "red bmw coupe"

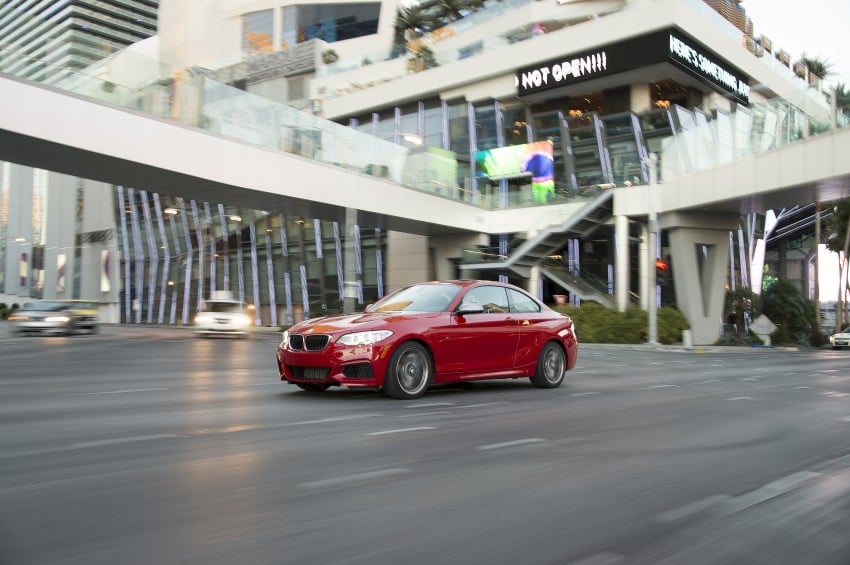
[276,280,578,399]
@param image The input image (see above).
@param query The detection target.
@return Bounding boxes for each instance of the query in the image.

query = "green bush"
[555,302,688,344]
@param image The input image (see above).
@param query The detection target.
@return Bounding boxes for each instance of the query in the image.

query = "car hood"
[834,332,850,339]
[289,311,438,335]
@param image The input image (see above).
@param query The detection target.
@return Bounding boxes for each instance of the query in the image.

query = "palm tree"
[825,199,850,329]
[436,0,468,22]
[801,55,833,82]
[396,5,434,40]
[834,82,850,112]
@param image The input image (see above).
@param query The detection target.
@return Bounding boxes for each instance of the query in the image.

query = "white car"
[829,327,850,350]
[194,299,252,338]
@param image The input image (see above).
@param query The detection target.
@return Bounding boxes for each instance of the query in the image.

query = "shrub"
[555,302,687,344]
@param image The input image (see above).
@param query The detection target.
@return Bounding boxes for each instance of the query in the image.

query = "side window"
[508,289,540,313]
[465,286,510,313]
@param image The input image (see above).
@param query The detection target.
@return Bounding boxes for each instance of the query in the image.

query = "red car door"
[437,285,519,376]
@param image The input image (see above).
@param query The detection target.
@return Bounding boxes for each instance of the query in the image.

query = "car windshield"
[25,301,69,312]
[205,302,243,313]
[367,283,461,313]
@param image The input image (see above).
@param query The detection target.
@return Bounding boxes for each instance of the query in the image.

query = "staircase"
[459,190,615,300]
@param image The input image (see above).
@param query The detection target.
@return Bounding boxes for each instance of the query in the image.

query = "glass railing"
[0,45,618,211]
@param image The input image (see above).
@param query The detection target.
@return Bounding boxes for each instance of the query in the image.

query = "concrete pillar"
[630,84,652,114]
[385,231,429,293]
[429,233,489,282]
[639,222,649,310]
[663,212,740,345]
[615,215,630,311]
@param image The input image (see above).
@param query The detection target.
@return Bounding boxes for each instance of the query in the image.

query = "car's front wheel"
[530,342,566,388]
[383,342,432,399]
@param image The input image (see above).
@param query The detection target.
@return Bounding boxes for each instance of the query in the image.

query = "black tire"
[296,382,331,392]
[530,342,566,389]
[383,342,432,400]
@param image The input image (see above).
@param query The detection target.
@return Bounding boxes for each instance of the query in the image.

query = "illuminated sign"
[516,29,749,105]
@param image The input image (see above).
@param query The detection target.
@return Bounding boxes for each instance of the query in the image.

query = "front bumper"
[277,340,391,388]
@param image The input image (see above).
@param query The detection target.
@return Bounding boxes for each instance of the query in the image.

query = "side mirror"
[455,301,485,315]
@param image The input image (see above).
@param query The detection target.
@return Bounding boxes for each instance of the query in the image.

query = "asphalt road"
[1,324,849,565]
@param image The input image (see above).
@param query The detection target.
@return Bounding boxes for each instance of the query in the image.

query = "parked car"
[194,292,252,338]
[276,280,578,399]
[829,327,850,350]
[8,300,100,336]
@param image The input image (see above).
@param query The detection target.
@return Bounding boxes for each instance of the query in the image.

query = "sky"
[741,0,850,88]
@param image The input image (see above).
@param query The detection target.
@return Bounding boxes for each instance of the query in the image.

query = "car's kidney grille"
[288,334,330,351]
[304,335,330,351]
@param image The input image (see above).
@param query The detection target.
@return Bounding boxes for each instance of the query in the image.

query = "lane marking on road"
[77,388,169,395]
[839,416,850,422]
[397,411,452,419]
[794,386,814,390]
[452,402,511,409]
[567,552,625,565]
[823,369,839,373]
[642,384,680,390]
[701,379,721,384]
[727,396,753,400]
[299,468,412,490]
[785,372,798,375]
[720,471,821,516]
[739,377,760,381]
[284,414,382,427]
[405,402,455,409]
[576,370,598,374]
[568,392,602,397]
[476,438,546,451]
[367,426,436,436]
[656,495,731,524]
[72,434,186,448]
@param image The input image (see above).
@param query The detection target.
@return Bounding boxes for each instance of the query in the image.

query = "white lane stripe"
[72,434,185,448]
[454,402,511,409]
[794,386,814,390]
[476,438,546,451]
[299,468,411,490]
[283,414,381,427]
[397,411,452,418]
[569,392,602,397]
[840,416,850,422]
[728,396,753,400]
[642,384,680,390]
[77,388,168,395]
[566,552,624,565]
[405,402,455,408]
[367,427,436,436]
[656,495,731,524]
[720,471,821,516]
[701,379,721,383]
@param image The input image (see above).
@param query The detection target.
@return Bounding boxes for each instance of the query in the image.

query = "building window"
[285,3,381,46]
[244,10,274,56]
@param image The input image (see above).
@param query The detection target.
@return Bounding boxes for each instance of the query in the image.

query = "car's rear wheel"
[384,342,432,399]
[295,382,331,392]
[530,342,565,388]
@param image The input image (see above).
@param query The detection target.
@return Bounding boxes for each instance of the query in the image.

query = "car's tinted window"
[369,283,461,312]
[508,288,540,313]
[464,286,510,313]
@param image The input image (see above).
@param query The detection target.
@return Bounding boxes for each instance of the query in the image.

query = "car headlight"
[337,330,393,346]
[45,316,71,323]
[233,314,250,327]
[195,313,212,324]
